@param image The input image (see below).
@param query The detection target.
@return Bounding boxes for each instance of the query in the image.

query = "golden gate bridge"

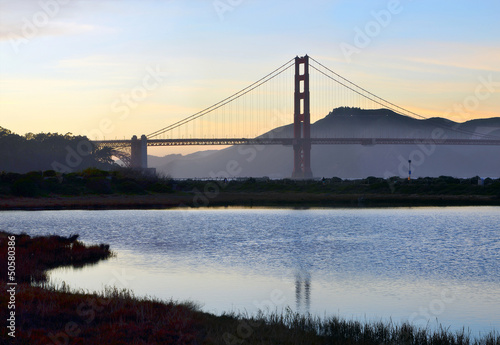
[93,55,500,179]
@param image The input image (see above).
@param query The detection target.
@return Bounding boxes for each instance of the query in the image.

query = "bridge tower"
[292,55,313,179]
[131,135,148,169]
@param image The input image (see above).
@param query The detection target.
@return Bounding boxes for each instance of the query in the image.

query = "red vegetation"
[0,285,202,344]
[0,231,112,283]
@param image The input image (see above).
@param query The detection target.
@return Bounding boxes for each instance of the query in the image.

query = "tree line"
[0,126,116,173]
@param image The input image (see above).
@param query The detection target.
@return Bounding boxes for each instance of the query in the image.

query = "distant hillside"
[150,108,500,179]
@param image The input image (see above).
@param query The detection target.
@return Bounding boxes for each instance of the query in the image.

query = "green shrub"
[43,170,57,177]
[12,178,41,197]
[146,182,172,193]
[118,180,146,194]
[86,177,112,194]
[82,167,109,178]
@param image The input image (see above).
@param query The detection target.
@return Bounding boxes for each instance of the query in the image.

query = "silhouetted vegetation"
[173,175,500,197]
[0,168,173,197]
[5,286,500,344]
[1,231,498,344]
[1,168,499,208]
[2,169,499,198]
[0,126,116,173]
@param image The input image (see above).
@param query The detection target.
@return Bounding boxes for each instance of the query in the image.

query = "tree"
[0,128,117,173]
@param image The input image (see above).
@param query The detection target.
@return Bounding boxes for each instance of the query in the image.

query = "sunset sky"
[1,0,499,154]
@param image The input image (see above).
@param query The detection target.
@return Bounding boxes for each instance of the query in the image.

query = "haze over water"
[1,207,498,337]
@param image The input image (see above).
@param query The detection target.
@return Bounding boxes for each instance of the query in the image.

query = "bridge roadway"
[93,137,500,147]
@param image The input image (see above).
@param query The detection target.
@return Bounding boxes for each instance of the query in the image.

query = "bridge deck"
[93,138,500,147]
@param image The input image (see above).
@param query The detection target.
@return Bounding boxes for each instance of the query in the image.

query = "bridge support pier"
[292,55,313,179]
[131,135,148,169]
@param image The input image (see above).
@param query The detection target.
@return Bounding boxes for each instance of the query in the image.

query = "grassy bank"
[1,192,499,211]
[1,231,499,344]
[5,284,500,345]
[1,169,500,210]
[0,231,112,283]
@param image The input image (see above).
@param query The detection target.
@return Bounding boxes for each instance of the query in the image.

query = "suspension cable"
[147,58,295,138]
[309,57,500,139]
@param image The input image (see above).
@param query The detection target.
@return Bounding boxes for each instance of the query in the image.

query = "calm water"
[1,207,499,336]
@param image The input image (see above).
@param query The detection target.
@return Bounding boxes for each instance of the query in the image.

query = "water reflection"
[2,208,499,336]
[292,218,312,314]
[295,270,311,313]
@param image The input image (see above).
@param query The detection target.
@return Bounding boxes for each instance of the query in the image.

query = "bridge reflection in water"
[295,270,311,313]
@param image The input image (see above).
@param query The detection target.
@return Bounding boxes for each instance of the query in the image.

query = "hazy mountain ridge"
[151,108,500,179]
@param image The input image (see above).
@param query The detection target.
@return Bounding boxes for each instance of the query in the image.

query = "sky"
[1,0,499,155]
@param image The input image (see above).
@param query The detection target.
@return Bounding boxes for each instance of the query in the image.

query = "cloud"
[0,20,115,42]
[379,41,500,73]
[56,55,129,69]
[0,0,117,42]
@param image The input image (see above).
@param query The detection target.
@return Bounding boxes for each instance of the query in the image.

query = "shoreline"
[1,231,498,344]
[1,192,499,211]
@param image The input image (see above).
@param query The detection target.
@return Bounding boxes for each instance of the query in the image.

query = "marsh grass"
[205,308,499,345]
[9,285,497,345]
